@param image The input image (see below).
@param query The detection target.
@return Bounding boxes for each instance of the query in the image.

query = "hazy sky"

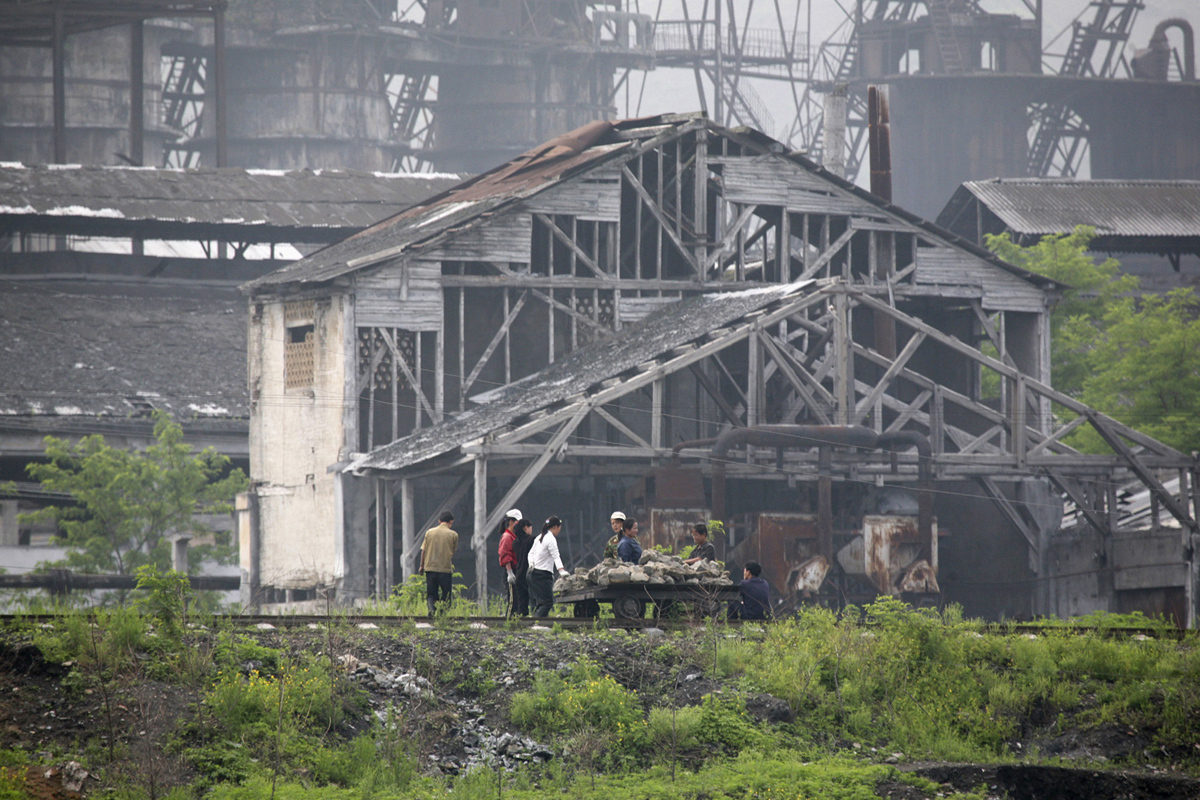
[628,0,1196,145]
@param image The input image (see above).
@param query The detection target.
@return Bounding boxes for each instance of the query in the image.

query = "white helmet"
[505,508,522,521]
[610,511,627,521]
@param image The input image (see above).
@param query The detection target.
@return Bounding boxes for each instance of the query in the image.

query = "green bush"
[510,658,646,755]
[206,657,347,741]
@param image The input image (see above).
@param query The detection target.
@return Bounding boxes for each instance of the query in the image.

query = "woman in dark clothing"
[512,518,535,616]
[616,517,642,564]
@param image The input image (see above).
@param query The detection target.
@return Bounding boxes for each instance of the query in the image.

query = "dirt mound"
[916,764,1200,800]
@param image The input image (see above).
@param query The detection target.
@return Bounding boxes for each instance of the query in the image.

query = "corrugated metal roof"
[957,179,1200,239]
[0,164,460,241]
[0,281,248,420]
[348,283,810,473]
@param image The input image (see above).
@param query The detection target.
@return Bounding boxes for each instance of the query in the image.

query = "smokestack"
[868,85,892,202]
[821,83,848,178]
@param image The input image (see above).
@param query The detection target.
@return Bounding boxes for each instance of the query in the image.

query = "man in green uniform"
[419,511,458,615]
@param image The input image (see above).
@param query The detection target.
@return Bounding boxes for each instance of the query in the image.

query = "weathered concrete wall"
[248,295,349,591]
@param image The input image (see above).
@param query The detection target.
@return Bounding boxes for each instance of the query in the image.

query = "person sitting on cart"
[684,522,716,565]
[603,511,627,559]
[616,517,642,564]
[731,561,771,620]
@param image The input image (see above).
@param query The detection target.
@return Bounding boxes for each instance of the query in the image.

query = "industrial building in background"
[1,1,1196,214]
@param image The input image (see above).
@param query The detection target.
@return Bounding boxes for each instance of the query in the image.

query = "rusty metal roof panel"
[0,164,460,239]
[0,281,248,420]
[956,179,1200,239]
[244,119,640,290]
[348,283,810,473]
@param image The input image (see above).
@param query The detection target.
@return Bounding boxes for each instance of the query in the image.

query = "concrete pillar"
[474,455,488,611]
[236,491,259,608]
[0,500,19,546]
[169,533,192,573]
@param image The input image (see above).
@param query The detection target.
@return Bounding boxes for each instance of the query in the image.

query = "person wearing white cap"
[497,508,522,614]
[603,511,627,559]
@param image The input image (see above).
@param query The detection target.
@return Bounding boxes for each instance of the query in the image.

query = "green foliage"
[724,598,1200,763]
[986,226,1137,398]
[987,227,1200,452]
[133,565,192,640]
[696,694,762,754]
[22,410,248,576]
[510,658,646,756]
[206,657,347,741]
[33,606,146,669]
[213,630,283,673]
[0,750,28,800]
[1072,288,1200,453]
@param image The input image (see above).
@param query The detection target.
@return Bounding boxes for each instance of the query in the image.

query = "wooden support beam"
[462,291,528,395]
[622,165,700,275]
[535,214,610,280]
[380,329,436,424]
[1085,411,1198,531]
[1045,472,1110,536]
[530,288,610,334]
[688,363,745,428]
[793,228,854,283]
[706,203,759,272]
[651,379,664,449]
[978,476,1040,567]
[399,477,415,580]
[850,288,1186,458]
[595,405,653,448]
[757,331,832,424]
[851,331,926,425]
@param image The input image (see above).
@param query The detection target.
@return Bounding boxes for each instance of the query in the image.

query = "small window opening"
[284,300,316,389]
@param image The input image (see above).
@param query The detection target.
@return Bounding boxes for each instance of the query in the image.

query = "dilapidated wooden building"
[242,114,1199,625]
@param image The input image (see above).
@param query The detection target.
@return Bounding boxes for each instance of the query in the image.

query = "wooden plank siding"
[522,171,622,221]
[420,213,533,263]
[914,248,1046,312]
[355,260,443,330]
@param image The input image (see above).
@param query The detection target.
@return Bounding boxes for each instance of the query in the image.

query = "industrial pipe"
[1133,18,1195,81]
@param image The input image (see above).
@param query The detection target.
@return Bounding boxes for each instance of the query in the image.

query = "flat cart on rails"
[555,584,741,620]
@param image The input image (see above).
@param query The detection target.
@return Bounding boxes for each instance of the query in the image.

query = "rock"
[337,654,361,672]
[469,622,489,630]
[533,749,554,762]
[254,623,275,630]
[61,761,88,792]
[643,627,665,638]
[414,622,434,629]
[357,623,379,630]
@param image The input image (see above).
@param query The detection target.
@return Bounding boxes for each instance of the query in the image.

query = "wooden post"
[834,291,852,425]
[52,8,66,164]
[129,21,144,166]
[474,454,488,611]
[400,477,415,580]
[651,379,664,450]
[212,6,228,167]
[374,479,387,599]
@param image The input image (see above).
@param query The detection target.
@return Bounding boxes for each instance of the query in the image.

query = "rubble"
[553,551,734,594]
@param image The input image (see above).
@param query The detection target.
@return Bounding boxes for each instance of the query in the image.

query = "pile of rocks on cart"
[553,549,733,593]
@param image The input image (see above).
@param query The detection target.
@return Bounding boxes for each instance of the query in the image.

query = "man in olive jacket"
[419,511,458,615]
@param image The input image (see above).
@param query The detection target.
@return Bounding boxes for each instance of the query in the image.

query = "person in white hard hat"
[603,511,627,559]
[497,508,523,614]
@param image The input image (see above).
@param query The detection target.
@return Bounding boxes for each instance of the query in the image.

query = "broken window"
[284,300,315,389]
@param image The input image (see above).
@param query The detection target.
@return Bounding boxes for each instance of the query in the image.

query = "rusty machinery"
[654,425,941,610]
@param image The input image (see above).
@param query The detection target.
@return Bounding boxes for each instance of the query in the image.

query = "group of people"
[418,507,771,619]
[497,509,569,617]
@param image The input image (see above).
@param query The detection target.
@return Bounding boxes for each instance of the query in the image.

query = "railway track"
[0,614,1189,638]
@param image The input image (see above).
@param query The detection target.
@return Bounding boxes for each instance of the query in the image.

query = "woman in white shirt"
[527,516,568,617]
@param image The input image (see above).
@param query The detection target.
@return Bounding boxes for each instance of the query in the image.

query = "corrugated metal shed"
[0,164,460,242]
[349,283,806,473]
[0,281,248,420]
[939,179,1200,253]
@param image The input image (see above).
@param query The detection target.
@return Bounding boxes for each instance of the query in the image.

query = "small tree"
[22,410,248,575]
[986,225,1137,397]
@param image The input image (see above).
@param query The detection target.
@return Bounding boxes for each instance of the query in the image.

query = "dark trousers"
[510,577,530,616]
[528,569,555,617]
[425,571,453,615]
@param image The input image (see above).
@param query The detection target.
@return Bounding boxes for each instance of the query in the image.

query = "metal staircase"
[926,0,966,75]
